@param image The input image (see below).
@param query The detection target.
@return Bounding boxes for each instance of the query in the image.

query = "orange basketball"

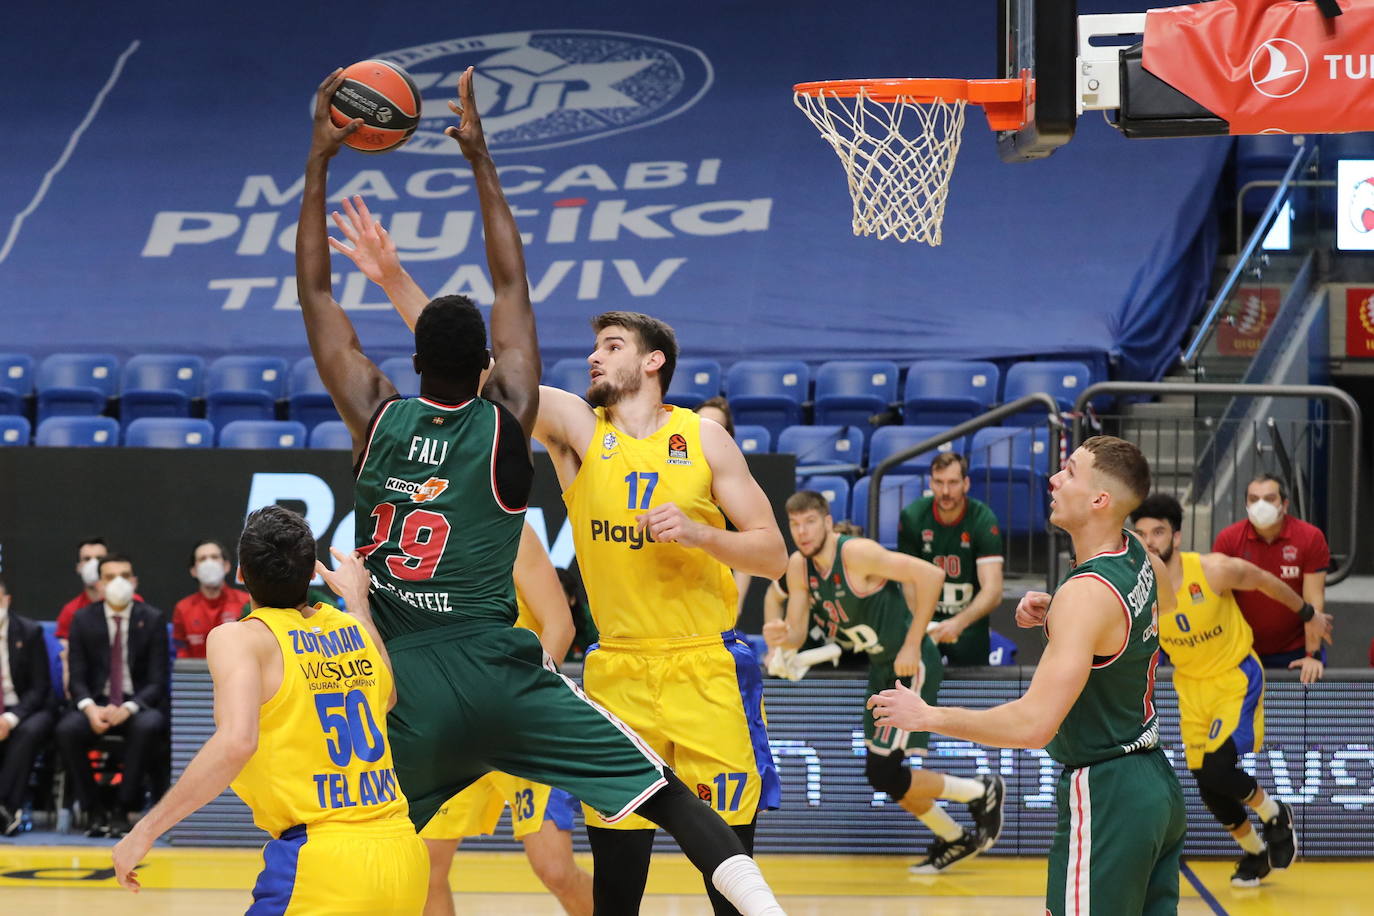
[329,59,422,153]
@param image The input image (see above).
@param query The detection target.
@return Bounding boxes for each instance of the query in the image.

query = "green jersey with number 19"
[355,394,530,642]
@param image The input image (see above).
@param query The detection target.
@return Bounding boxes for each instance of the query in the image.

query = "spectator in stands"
[172,539,249,658]
[55,554,169,838]
[696,396,735,438]
[897,453,1004,666]
[55,537,110,645]
[0,575,54,837]
[1213,474,1333,671]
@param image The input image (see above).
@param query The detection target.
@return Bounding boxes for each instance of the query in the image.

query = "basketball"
[329,59,422,153]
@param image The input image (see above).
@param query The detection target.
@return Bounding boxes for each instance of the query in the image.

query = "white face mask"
[1247,499,1281,529]
[196,559,227,589]
[104,576,134,609]
[80,557,101,586]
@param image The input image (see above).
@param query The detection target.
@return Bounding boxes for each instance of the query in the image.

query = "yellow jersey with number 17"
[1163,552,1254,678]
[564,406,737,640]
[231,605,410,838]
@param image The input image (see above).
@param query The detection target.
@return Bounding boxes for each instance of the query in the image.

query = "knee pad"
[1195,741,1258,801]
[864,751,911,800]
[1192,775,1248,829]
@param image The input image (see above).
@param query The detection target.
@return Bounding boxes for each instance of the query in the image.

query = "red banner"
[1218,286,1281,354]
[1144,0,1374,135]
[1346,287,1374,356]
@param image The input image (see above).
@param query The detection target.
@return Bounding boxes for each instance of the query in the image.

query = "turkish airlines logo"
[1249,39,1309,99]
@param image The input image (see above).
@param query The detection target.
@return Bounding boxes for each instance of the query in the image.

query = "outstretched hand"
[445,66,490,160]
[329,196,402,284]
[311,69,363,159]
[866,679,934,732]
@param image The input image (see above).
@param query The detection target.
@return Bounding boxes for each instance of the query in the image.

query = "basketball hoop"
[793,78,1026,245]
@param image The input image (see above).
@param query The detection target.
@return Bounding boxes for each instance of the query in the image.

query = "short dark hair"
[1081,435,1151,512]
[696,396,735,437]
[415,295,489,384]
[98,553,134,576]
[1131,493,1183,533]
[930,451,968,477]
[238,506,316,609]
[591,311,679,395]
[1249,473,1289,502]
[785,489,830,516]
[78,537,107,552]
[188,538,231,569]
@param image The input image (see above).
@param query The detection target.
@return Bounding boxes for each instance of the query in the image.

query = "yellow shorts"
[250,818,427,915]
[419,772,563,840]
[1174,652,1266,770]
[581,630,779,829]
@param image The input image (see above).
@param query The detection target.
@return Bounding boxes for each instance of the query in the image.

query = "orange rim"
[793,78,1028,131]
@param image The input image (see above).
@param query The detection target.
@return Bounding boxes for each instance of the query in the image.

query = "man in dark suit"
[0,574,54,836]
[55,554,168,837]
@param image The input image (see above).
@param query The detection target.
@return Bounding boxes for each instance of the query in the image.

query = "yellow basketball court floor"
[0,846,1368,914]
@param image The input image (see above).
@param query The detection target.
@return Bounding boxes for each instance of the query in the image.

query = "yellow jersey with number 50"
[564,406,737,640]
[1163,552,1254,678]
[230,605,410,838]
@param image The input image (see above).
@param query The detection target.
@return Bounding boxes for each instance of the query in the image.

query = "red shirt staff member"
[171,540,250,659]
[1212,474,1333,674]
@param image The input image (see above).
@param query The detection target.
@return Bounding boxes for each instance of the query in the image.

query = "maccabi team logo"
[375,31,713,154]
[1249,38,1309,99]
[603,431,618,451]
[1348,177,1374,235]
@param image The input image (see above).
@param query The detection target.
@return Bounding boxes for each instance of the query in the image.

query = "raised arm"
[513,523,575,663]
[296,69,396,449]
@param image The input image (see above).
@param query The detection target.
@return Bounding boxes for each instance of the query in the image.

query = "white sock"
[1235,824,1266,855]
[918,804,965,841]
[1251,792,1280,823]
[939,774,985,803]
[711,854,785,916]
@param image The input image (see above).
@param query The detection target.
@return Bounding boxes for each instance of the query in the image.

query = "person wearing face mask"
[55,554,169,838]
[56,538,110,646]
[171,540,249,659]
[1212,474,1333,673]
[0,575,54,837]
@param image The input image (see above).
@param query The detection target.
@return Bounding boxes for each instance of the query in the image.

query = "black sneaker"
[910,830,982,874]
[967,775,1006,851]
[1231,851,1272,887]
[1262,801,1297,870]
[85,811,110,838]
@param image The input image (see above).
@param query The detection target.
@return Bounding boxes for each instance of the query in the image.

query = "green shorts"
[938,620,991,667]
[1047,749,1187,916]
[384,624,665,832]
[865,635,943,755]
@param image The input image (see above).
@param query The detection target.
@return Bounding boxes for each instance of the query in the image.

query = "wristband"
[1306,649,1319,660]
[1298,602,1315,622]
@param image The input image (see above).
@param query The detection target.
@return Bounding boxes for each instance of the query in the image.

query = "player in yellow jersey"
[1131,494,1331,888]
[112,507,426,913]
[421,523,591,916]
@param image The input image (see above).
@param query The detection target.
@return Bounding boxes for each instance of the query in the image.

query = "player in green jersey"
[295,67,783,916]
[764,491,1006,873]
[897,452,1005,666]
[870,437,1187,916]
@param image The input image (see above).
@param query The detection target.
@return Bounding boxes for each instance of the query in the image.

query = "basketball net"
[794,88,969,246]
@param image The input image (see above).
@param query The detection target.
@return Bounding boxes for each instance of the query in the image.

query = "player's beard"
[587,366,642,408]
[799,530,831,559]
[1157,542,1174,565]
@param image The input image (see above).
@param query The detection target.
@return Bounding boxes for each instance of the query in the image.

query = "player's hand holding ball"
[310,69,364,159]
[868,679,933,732]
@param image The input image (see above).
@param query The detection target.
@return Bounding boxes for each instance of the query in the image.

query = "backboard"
[997,0,1078,161]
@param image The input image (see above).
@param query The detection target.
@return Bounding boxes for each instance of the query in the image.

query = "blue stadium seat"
[967,426,1054,535]
[546,358,589,395]
[39,621,64,702]
[813,360,899,434]
[206,355,287,429]
[35,415,119,447]
[868,426,969,474]
[0,353,34,417]
[120,354,204,424]
[379,356,420,398]
[726,360,809,440]
[310,420,353,450]
[0,415,31,446]
[850,474,926,548]
[124,417,214,448]
[903,360,1000,427]
[1000,360,1093,426]
[776,425,863,475]
[664,358,722,409]
[289,358,341,431]
[734,424,771,454]
[988,629,1018,665]
[219,420,307,449]
[804,475,852,522]
[36,353,118,421]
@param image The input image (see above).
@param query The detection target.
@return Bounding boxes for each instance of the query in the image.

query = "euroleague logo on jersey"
[375,31,714,154]
[1249,38,1309,99]
[667,433,691,465]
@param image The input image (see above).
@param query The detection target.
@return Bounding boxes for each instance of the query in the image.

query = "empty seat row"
[0,416,357,449]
